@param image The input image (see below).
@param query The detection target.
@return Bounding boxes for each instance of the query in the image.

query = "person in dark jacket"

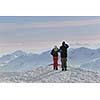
[51,45,59,70]
[60,41,69,71]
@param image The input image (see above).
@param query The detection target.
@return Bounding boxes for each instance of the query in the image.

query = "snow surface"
[0,66,100,83]
[80,57,100,71]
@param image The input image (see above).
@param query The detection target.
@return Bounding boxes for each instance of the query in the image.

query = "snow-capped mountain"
[1,47,100,72]
[68,47,100,67]
[11,50,26,57]
[0,50,26,66]
[80,58,100,71]
[69,47,97,65]
[0,50,52,72]
[0,66,100,83]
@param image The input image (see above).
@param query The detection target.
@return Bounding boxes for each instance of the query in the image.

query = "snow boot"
[54,67,56,70]
[65,68,67,71]
[56,67,58,70]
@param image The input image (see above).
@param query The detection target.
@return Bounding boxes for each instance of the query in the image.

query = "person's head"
[54,45,58,51]
[54,45,58,49]
[62,41,65,46]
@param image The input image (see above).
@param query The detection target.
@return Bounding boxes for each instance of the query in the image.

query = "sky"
[0,16,100,55]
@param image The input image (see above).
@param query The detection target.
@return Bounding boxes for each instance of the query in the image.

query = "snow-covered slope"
[0,50,26,66]
[0,50,52,72]
[0,66,100,83]
[68,47,100,66]
[80,58,100,71]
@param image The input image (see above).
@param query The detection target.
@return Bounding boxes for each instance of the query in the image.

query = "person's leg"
[65,58,67,70]
[53,57,56,70]
[61,58,64,71]
[55,57,58,70]
[64,58,67,71]
[53,57,58,70]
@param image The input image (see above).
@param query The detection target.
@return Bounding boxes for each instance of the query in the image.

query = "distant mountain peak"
[11,50,27,56]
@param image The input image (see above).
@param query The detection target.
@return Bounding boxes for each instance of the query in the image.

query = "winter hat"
[62,41,65,45]
[54,45,58,51]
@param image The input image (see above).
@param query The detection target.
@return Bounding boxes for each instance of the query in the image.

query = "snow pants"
[61,58,67,70]
[53,56,58,69]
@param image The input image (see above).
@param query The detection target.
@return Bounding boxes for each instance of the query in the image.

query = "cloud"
[0,19,100,32]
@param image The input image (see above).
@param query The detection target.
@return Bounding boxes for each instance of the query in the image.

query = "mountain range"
[0,47,100,72]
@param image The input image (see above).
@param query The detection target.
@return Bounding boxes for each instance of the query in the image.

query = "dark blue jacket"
[60,44,69,58]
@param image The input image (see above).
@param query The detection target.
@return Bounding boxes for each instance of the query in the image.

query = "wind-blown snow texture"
[0,66,100,83]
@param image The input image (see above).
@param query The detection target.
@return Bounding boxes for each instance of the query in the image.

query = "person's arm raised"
[65,44,69,48]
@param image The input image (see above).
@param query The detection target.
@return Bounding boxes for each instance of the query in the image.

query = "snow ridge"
[0,66,100,83]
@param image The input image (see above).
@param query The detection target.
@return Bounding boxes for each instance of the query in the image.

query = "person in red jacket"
[51,46,59,70]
